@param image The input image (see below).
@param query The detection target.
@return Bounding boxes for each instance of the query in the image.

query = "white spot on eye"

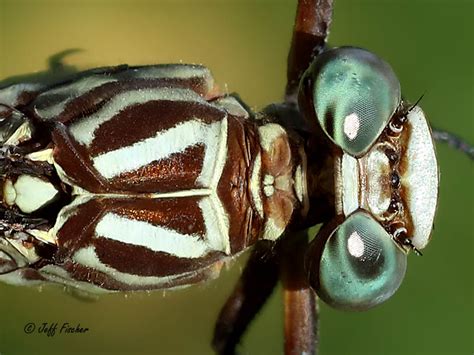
[343,113,360,140]
[347,231,364,257]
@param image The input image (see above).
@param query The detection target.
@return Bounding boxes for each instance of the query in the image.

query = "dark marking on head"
[324,104,336,138]
[385,148,399,165]
[390,172,400,189]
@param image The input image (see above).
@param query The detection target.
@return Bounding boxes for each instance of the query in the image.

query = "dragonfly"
[0,0,472,351]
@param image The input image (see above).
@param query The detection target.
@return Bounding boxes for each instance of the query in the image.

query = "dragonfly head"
[299,47,439,310]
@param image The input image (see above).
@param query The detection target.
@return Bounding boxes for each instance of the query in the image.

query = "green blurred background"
[0,0,472,354]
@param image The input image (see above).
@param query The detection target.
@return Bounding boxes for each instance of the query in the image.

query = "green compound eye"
[310,211,407,310]
[309,47,401,157]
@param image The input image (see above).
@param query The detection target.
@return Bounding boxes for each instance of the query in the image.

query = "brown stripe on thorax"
[93,238,222,277]
[102,197,206,238]
[55,197,106,261]
[52,102,225,193]
[31,65,216,125]
[217,114,263,254]
[108,145,205,193]
[87,100,225,156]
[52,124,109,193]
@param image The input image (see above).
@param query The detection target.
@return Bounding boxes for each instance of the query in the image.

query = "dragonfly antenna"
[432,128,474,161]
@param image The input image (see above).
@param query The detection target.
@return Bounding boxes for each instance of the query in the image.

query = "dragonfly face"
[300,47,439,310]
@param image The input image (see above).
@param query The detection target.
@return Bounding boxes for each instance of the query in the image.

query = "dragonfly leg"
[280,232,318,355]
[285,0,334,103]
[212,241,279,355]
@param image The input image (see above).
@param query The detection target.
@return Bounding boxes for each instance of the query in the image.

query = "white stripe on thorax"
[69,87,206,147]
[198,114,228,187]
[0,83,43,106]
[249,152,263,218]
[95,212,209,258]
[34,76,117,119]
[258,123,286,152]
[81,189,212,199]
[199,195,230,254]
[194,115,230,253]
[130,65,212,81]
[40,264,111,294]
[92,118,224,181]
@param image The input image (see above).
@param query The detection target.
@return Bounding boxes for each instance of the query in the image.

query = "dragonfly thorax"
[0,65,311,290]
